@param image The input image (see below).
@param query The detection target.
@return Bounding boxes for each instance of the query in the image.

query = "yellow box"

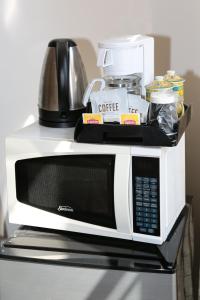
[82,113,103,124]
[120,113,140,125]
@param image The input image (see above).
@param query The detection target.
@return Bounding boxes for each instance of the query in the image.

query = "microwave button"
[151,218,157,224]
[144,217,150,223]
[148,228,155,234]
[150,185,157,191]
[143,202,150,208]
[143,184,150,190]
[136,206,143,212]
[136,201,143,207]
[136,216,143,222]
[136,189,143,195]
[143,207,151,213]
[136,222,143,227]
[150,208,157,213]
[135,183,143,189]
[139,227,147,233]
[149,182,157,187]
[143,196,150,202]
[144,212,150,217]
[135,178,142,182]
[150,203,158,208]
[150,180,157,184]
[143,190,150,196]
[151,224,158,229]
[150,191,157,197]
[150,197,157,203]
[151,213,157,218]
[149,178,157,184]
[136,196,143,201]
[150,194,157,198]
[143,223,150,228]
[142,177,149,183]
[136,211,143,217]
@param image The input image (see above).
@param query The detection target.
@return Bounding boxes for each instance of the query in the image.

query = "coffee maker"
[82,35,154,122]
[97,35,154,97]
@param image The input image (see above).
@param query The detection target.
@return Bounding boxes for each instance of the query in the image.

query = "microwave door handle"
[114,155,132,234]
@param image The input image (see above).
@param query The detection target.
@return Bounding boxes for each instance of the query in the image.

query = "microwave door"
[132,156,160,238]
[15,155,116,229]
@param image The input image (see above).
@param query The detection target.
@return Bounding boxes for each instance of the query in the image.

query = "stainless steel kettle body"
[39,39,88,127]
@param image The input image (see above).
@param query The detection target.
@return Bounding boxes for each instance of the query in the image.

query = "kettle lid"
[48,39,77,47]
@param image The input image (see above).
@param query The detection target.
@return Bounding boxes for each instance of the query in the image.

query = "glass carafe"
[82,74,148,123]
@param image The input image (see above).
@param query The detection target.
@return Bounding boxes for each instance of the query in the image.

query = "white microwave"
[5,123,185,245]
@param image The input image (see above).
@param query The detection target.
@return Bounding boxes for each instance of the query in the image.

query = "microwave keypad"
[134,176,160,235]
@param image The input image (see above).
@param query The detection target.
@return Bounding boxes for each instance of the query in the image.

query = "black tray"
[74,105,191,147]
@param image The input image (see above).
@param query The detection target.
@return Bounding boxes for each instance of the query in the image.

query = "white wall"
[0,0,152,235]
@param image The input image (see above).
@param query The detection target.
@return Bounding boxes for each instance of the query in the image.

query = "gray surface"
[0,259,176,300]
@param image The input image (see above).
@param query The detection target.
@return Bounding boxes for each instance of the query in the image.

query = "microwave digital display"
[15,155,116,229]
[132,157,160,236]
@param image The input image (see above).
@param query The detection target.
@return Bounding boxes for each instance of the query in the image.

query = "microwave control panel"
[132,157,160,236]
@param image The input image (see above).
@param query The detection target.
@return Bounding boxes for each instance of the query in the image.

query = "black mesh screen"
[15,155,116,228]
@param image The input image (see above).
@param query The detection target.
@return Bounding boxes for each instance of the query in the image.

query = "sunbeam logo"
[57,206,74,212]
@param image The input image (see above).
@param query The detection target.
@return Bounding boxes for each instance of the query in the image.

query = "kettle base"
[39,119,77,128]
[39,108,85,128]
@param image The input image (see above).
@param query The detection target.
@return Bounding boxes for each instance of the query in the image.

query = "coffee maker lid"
[98,35,152,49]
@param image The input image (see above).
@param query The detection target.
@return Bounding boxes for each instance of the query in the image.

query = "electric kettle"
[39,39,88,127]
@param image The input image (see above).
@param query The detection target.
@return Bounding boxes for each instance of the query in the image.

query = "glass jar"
[164,70,185,118]
[146,76,173,102]
[148,91,179,140]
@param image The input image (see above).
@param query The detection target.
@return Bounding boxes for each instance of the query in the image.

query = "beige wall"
[151,2,200,296]
[151,1,200,200]
[151,0,200,296]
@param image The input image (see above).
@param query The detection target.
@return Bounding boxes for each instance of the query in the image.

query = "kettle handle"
[82,78,106,107]
[56,41,70,114]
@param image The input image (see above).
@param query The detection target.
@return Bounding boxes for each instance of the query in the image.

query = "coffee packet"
[90,88,128,122]
[128,94,149,123]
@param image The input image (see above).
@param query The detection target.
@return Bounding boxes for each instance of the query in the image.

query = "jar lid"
[146,81,173,90]
[151,92,178,104]
[105,75,141,88]
[167,70,176,76]
[165,70,185,82]
[155,75,164,81]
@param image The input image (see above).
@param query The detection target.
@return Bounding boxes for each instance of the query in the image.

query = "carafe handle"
[82,78,106,107]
